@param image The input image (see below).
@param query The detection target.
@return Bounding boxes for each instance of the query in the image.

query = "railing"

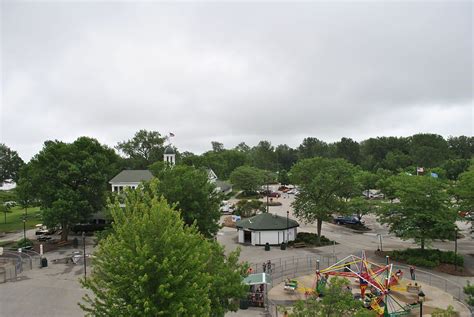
[0,248,42,283]
[249,255,470,316]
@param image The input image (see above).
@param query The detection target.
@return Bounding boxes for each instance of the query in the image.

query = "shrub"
[387,248,464,268]
[292,232,333,246]
[16,238,33,249]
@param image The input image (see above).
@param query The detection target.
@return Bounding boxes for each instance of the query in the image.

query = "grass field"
[0,206,42,233]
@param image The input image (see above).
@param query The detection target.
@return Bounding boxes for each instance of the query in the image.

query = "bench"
[293,242,306,248]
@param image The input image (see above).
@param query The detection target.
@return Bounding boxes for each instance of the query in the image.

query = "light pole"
[418,290,425,317]
[454,227,458,271]
[23,218,26,243]
[286,211,289,243]
[82,231,87,281]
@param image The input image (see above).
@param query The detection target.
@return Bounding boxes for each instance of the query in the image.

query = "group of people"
[262,260,272,273]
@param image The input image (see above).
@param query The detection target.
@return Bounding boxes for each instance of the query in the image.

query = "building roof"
[236,213,299,231]
[164,146,175,154]
[109,170,154,184]
[215,180,232,192]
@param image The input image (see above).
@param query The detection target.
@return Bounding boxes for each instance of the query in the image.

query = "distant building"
[164,146,176,165]
[236,213,299,246]
[109,170,154,192]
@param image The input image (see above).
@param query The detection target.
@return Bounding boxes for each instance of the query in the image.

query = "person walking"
[262,262,267,273]
[409,265,416,280]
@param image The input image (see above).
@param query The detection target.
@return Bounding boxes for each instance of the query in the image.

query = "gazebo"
[236,213,299,246]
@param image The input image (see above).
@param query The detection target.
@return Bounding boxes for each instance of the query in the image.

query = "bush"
[387,248,464,268]
[291,232,334,246]
[16,238,33,249]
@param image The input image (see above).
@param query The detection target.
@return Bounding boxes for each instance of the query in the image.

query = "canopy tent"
[243,273,271,285]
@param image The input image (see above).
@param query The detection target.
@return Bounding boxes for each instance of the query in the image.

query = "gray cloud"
[1,1,472,160]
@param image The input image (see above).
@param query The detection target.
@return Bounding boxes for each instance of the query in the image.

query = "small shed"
[236,213,299,246]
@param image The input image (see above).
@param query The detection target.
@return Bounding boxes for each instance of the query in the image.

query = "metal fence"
[249,255,470,316]
[0,248,42,283]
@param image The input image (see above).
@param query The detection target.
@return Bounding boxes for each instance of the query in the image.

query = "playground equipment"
[313,251,418,317]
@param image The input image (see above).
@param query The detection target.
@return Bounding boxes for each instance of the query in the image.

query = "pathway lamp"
[418,290,425,317]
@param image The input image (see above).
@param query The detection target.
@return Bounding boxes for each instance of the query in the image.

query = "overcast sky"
[1,1,472,161]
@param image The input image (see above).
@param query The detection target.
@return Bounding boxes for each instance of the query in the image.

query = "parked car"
[37,235,52,242]
[260,190,281,198]
[362,190,384,200]
[71,223,111,234]
[333,215,364,225]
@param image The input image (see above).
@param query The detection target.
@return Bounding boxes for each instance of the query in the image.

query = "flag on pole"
[169,132,175,137]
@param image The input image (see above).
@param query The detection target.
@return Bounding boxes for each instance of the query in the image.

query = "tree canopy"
[377,174,456,250]
[28,137,120,241]
[151,164,221,237]
[80,182,246,316]
[290,157,358,244]
[229,165,265,195]
[116,130,166,169]
[0,143,24,184]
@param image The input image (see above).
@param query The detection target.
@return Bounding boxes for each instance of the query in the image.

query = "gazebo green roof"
[236,213,299,231]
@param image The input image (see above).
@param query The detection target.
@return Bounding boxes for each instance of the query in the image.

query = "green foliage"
[0,143,24,183]
[80,183,246,316]
[431,305,457,317]
[289,277,376,317]
[234,200,265,218]
[442,159,471,180]
[211,141,224,152]
[335,137,361,165]
[16,238,33,249]
[116,130,166,169]
[230,166,265,195]
[0,205,41,232]
[387,249,463,268]
[464,281,474,306]
[409,133,449,168]
[298,137,330,160]
[290,157,358,244]
[28,137,120,241]
[290,232,333,246]
[454,165,474,212]
[250,140,277,170]
[377,174,456,250]
[278,169,291,185]
[151,165,221,237]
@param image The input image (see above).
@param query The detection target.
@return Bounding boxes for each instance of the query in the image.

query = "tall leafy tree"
[29,137,120,241]
[16,164,34,216]
[447,136,474,159]
[297,137,329,159]
[442,159,471,180]
[116,130,166,168]
[335,137,361,165]
[80,184,246,316]
[0,143,24,184]
[290,158,358,244]
[454,165,474,212]
[152,165,221,237]
[250,140,276,170]
[211,141,225,152]
[408,133,449,168]
[275,144,298,171]
[230,165,264,195]
[377,174,456,250]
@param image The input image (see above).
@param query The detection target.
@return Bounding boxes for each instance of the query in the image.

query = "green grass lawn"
[0,206,42,233]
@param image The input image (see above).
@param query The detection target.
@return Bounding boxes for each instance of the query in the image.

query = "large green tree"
[377,174,456,250]
[298,137,329,160]
[29,137,120,241]
[290,158,358,244]
[229,165,264,195]
[454,165,474,212]
[116,130,166,169]
[0,143,24,184]
[80,184,246,316]
[151,165,221,237]
[288,277,376,317]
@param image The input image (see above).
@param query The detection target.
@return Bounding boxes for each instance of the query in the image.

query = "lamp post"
[418,290,425,317]
[286,210,290,243]
[22,218,26,243]
[454,227,458,271]
[82,231,87,281]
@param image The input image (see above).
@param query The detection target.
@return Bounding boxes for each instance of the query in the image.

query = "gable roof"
[236,213,299,231]
[109,170,154,184]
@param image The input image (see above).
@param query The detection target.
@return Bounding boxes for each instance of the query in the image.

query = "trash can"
[73,237,79,248]
[41,258,48,268]
[239,299,249,310]
[265,243,270,251]
[280,242,287,250]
